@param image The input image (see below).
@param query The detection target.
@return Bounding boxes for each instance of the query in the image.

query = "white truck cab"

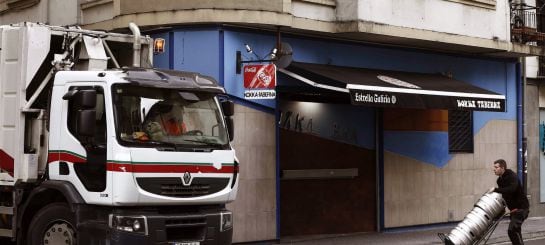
[0,22,238,245]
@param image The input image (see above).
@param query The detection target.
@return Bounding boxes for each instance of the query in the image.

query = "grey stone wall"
[227,103,277,242]
[527,81,545,216]
[0,0,78,25]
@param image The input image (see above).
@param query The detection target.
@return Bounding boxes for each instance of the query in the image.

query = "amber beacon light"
[153,38,165,54]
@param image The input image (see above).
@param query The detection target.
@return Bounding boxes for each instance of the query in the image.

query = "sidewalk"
[266,216,545,244]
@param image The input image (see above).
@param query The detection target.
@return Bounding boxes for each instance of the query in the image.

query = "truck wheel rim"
[43,221,75,245]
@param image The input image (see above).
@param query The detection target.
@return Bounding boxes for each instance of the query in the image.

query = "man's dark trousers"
[508,209,529,245]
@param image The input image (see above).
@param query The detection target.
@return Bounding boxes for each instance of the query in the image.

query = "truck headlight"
[220,211,233,232]
[109,215,148,235]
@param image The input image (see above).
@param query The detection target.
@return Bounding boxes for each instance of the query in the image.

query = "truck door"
[53,85,108,194]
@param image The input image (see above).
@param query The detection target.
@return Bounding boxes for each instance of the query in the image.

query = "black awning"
[280,62,505,112]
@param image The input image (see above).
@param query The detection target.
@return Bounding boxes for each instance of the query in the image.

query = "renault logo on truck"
[182,171,192,186]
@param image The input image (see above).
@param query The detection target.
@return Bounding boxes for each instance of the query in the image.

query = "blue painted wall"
[172,30,221,81]
[222,30,517,168]
[154,27,518,168]
[384,131,451,167]
[153,28,221,83]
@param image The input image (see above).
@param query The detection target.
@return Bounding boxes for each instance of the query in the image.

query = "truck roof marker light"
[154,38,165,54]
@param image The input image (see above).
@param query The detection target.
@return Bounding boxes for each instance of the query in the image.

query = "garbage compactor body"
[442,192,506,245]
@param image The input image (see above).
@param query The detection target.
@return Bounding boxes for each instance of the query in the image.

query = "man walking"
[490,159,529,245]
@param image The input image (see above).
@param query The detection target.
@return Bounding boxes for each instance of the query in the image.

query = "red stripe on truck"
[47,150,234,174]
[106,162,234,173]
[0,149,14,176]
[47,152,86,163]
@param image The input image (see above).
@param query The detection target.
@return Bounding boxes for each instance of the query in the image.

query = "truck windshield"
[112,84,229,150]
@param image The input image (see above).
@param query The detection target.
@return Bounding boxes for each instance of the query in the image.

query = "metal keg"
[475,193,505,218]
[443,192,505,245]
[464,209,491,234]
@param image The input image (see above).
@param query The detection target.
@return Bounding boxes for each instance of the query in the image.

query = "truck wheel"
[26,203,77,245]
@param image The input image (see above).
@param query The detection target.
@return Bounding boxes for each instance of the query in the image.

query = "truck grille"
[136,177,230,198]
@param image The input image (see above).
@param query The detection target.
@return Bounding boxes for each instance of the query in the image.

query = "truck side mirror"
[226,117,234,142]
[221,100,234,141]
[221,100,234,117]
[77,110,96,137]
[76,90,97,109]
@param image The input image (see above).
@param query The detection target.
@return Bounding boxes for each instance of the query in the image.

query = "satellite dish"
[274,42,293,68]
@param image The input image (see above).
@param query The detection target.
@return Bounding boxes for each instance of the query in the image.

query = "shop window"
[448,110,473,153]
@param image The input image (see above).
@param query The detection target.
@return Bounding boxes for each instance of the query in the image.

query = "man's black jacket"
[494,169,529,210]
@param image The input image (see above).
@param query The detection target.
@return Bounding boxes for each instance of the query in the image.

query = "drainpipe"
[522,56,528,195]
[515,0,527,194]
[517,56,527,194]
[129,22,141,67]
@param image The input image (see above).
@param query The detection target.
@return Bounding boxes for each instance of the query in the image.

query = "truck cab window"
[112,84,229,151]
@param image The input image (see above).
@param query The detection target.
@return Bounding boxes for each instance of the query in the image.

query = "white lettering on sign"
[457,100,476,108]
[476,100,501,109]
[353,92,397,104]
[456,100,501,109]
[244,90,276,100]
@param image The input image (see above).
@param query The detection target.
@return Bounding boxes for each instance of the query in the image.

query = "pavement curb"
[471,231,545,244]
[271,216,545,244]
[488,231,545,243]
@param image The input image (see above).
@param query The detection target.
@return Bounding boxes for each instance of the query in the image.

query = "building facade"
[1,0,544,243]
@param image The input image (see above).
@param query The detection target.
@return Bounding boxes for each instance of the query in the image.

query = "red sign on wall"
[243,64,276,89]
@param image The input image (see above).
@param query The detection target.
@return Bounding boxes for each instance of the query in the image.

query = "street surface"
[495,236,545,245]
[524,237,545,244]
[2,235,544,244]
[273,236,545,244]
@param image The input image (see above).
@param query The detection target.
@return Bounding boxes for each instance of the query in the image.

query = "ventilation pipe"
[129,22,141,67]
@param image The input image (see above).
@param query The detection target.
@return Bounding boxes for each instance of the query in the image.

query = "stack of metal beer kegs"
[441,192,506,245]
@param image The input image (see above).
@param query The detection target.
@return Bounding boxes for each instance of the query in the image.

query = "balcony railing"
[510,3,545,44]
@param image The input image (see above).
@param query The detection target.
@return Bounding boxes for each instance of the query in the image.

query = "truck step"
[0,228,13,237]
[0,206,13,215]
[0,177,15,186]
[0,179,15,186]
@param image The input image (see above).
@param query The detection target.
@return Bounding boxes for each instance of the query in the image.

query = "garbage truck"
[0,22,238,245]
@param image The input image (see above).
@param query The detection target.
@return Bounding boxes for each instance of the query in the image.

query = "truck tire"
[26,203,77,245]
